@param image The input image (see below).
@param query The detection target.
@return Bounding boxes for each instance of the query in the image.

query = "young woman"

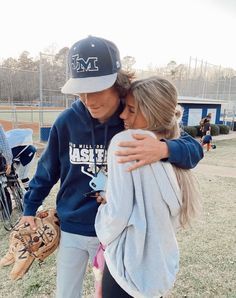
[95,76,201,298]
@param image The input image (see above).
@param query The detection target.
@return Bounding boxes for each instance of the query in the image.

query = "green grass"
[0,139,236,297]
[168,174,236,297]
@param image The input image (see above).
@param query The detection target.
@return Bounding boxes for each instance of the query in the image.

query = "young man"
[19,36,203,298]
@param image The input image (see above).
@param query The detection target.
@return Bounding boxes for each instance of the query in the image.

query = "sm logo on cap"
[71,54,99,72]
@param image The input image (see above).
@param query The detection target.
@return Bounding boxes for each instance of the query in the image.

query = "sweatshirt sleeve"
[95,134,134,246]
[23,125,60,216]
[0,125,13,165]
[164,131,204,169]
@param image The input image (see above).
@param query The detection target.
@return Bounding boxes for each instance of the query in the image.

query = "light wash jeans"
[56,231,100,298]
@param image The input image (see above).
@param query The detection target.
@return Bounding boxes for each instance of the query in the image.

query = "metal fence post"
[39,52,43,129]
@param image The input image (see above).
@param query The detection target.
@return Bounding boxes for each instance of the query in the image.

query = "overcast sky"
[1,0,236,69]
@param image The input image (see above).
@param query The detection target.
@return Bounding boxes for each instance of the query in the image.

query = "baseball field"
[0,106,64,140]
[0,137,235,297]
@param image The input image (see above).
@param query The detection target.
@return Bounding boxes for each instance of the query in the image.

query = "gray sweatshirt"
[95,129,182,298]
[0,125,13,165]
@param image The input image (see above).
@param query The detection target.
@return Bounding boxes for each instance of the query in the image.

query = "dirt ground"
[194,131,236,177]
[194,163,236,178]
[0,119,40,135]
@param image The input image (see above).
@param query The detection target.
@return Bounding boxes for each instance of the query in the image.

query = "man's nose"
[84,94,96,106]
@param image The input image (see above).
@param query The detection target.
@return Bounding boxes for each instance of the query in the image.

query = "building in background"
[178,96,227,126]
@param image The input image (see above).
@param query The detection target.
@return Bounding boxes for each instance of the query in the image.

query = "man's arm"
[115,131,203,171]
[164,131,204,169]
[20,126,60,229]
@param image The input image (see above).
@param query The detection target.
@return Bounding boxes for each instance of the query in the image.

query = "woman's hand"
[115,133,169,171]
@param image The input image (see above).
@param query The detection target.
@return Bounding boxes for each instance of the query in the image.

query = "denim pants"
[56,231,100,298]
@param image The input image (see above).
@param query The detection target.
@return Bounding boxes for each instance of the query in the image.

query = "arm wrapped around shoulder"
[0,208,60,281]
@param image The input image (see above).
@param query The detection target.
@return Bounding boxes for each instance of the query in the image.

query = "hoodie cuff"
[23,203,39,216]
[160,138,179,164]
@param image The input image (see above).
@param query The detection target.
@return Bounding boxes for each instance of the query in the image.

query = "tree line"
[0,48,236,106]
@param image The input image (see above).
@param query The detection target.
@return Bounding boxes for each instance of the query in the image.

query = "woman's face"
[120,94,147,129]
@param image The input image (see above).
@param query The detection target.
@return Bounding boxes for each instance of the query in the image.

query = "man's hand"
[18,216,37,231]
[115,134,169,171]
[95,192,107,204]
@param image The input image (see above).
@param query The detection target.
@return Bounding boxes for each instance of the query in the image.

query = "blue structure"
[178,96,226,126]
[40,126,52,142]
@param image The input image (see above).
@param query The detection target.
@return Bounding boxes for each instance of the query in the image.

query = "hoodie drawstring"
[91,122,108,177]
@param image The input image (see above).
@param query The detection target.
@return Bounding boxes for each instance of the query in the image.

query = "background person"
[95,76,201,298]
[202,130,213,151]
[202,118,211,136]
[199,113,212,141]
[206,112,212,120]
[0,124,13,175]
[0,125,14,219]
[18,36,203,298]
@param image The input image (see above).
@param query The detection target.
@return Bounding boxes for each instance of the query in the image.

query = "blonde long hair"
[130,76,201,227]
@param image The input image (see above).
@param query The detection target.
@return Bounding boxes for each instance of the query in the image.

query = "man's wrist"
[159,140,169,160]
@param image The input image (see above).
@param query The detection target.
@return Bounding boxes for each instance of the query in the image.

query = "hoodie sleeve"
[0,125,13,165]
[23,125,60,216]
[164,131,204,169]
[95,134,134,246]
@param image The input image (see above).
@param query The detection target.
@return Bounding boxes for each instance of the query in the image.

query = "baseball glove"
[0,208,60,280]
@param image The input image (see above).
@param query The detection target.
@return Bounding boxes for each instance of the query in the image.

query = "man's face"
[79,87,120,123]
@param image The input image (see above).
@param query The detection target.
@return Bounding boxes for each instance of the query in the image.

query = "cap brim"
[61,73,117,94]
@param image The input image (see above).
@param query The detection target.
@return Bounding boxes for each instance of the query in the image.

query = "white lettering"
[69,143,107,165]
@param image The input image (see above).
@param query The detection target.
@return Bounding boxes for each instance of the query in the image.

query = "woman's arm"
[95,134,134,246]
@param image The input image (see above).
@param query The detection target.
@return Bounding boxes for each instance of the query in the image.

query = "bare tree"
[122,56,136,72]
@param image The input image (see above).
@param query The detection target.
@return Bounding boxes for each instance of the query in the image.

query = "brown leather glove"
[0,208,60,280]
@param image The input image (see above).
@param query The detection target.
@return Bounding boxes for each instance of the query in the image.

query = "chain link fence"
[1,55,236,140]
[0,67,39,105]
[0,51,74,140]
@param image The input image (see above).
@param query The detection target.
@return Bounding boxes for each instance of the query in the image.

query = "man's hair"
[113,70,135,98]
[129,76,201,227]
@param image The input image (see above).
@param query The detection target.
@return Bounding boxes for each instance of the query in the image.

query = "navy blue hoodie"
[23,100,203,236]
[24,100,124,236]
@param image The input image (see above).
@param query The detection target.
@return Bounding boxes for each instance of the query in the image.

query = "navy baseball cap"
[61,36,121,94]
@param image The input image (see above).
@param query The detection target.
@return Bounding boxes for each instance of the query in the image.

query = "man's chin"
[90,112,102,119]
[89,112,106,123]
